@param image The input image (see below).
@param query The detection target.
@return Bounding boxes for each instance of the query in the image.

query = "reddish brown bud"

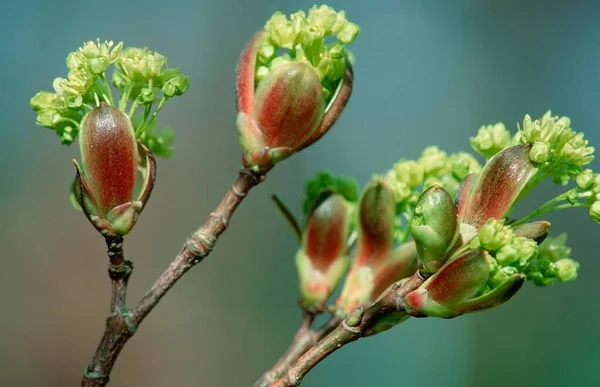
[404,250,524,318]
[79,102,137,215]
[336,181,417,313]
[73,103,156,236]
[460,145,537,229]
[296,192,352,311]
[235,32,353,172]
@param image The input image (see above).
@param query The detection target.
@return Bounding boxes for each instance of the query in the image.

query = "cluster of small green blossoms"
[529,233,579,286]
[517,111,594,168]
[471,219,578,288]
[30,39,190,157]
[378,147,481,240]
[471,111,599,225]
[470,123,511,159]
[258,5,360,102]
[515,112,599,222]
[30,40,123,144]
[471,111,595,174]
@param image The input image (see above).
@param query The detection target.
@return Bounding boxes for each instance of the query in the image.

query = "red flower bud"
[356,180,397,264]
[404,250,524,318]
[254,61,324,147]
[298,63,353,151]
[236,32,353,172]
[296,192,351,311]
[73,103,156,236]
[457,144,537,229]
[337,180,417,313]
[79,103,137,214]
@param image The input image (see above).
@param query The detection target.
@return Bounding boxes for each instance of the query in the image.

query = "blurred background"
[1,0,599,386]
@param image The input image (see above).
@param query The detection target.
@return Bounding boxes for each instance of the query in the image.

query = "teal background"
[1,0,599,386]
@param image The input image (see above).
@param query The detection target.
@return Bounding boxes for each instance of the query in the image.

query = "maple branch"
[253,312,343,387]
[81,169,263,387]
[271,273,424,387]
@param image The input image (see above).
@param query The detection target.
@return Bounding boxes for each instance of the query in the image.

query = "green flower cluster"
[470,123,511,159]
[259,5,359,101]
[30,39,190,157]
[470,220,578,288]
[517,111,594,167]
[580,172,600,223]
[377,147,480,241]
[113,46,190,157]
[472,111,595,187]
[514,111,595,193]
[528,234,579,286]
[31,40,122,144]
[113,47,190,105]
[303,170,359,218]
[471,112,599,225]
[382,147,481,206]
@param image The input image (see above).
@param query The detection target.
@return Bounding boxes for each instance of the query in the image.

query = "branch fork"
[81,169,262,386]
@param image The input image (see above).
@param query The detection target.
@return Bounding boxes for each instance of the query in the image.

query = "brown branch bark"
[270,273,425,387]
[81,169,262,387]
[253,313,343,387]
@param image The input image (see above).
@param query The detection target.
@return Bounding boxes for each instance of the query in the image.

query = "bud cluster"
[471,112,597,216]
[383,147,481,206]
[528,233,579,285]
[336,179,417,313]
[577,172,600,223]
[113,47,190,100]
[260,5,359,101]
[295,191,353,311]
[290,171,418,314]
[112,46,189,157]
[470,123,512,159]
[236,6,358,172]
[30,6,597,347]
[30,40,122,144]
[30,39,189,158]
[518,112,591,164]
[379,147,480,241]
[470,219,579,288]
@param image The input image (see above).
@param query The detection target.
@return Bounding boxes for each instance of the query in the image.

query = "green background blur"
[1,0,599,386]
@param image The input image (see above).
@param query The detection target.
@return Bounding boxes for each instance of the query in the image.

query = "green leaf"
[302,170,358,218]
[133,114,174,158]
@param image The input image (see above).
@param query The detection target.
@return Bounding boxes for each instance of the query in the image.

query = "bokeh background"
[1,0,599,386]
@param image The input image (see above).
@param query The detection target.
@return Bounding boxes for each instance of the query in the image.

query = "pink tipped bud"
[460,145,537,229]
[253,62,325,149]
[236,32,353,172]
[296,192,351,311]
[355,180,397,264]
[298,63,353,151]
[79,102,137,215]
[337,181,418,313]
[304,193,350,271]
[238,61,325,171]
[404,250,524,318]
[73,103,156,237]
